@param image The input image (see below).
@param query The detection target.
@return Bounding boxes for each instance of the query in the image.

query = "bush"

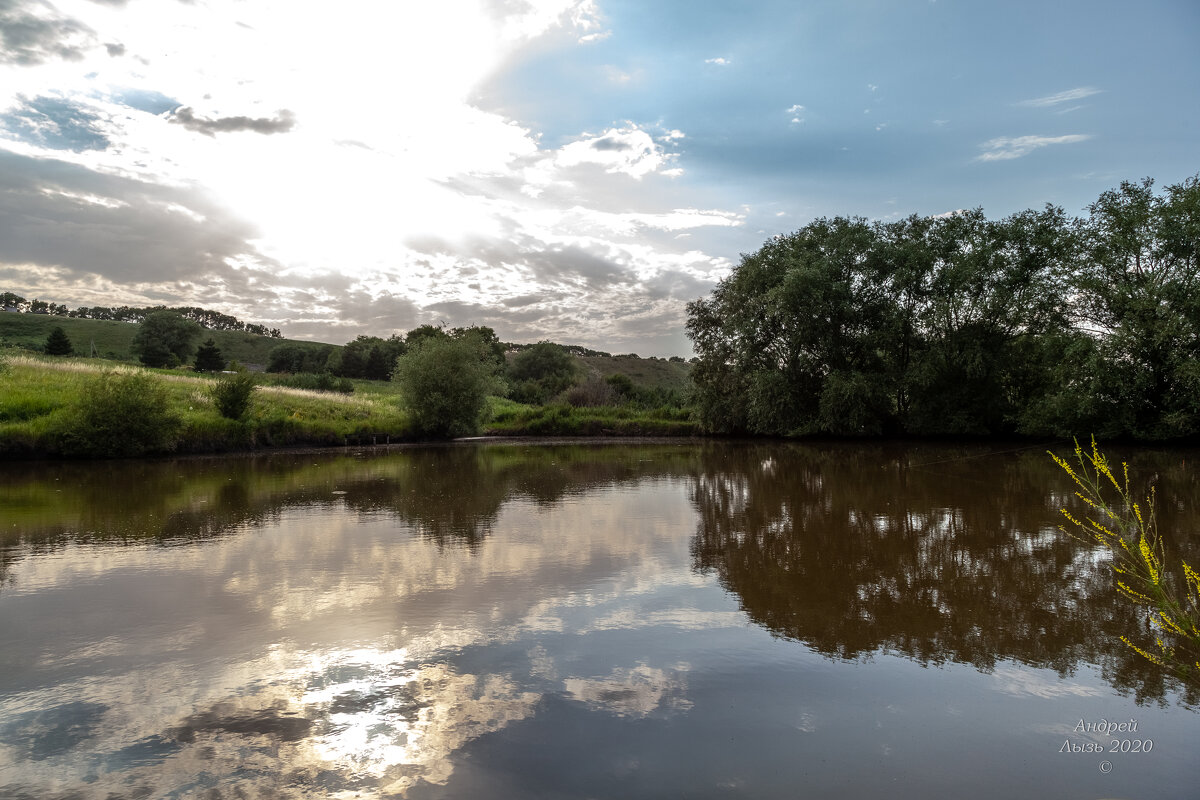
[56,371,181,456]
[565,377,618,407]
[394,336,494,438]
[209,372,257,420]
[273,372,354,393]
[507,342,578,404]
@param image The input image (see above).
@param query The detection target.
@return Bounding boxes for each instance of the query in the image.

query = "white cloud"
[1018,87,1102,107]
[705,57,731,66]
[785,104,805,114]
[550,126,677,179]
[976,134,1091,161]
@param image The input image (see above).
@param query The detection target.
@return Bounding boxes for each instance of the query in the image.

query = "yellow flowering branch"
[1049,437,1200,685]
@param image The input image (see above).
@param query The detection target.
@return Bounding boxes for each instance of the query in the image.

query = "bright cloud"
[976,134,1091,161]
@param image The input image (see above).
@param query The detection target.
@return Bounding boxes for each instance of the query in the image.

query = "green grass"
[0,355,411,458]
[484,401,700,436]
[578,354,692,393]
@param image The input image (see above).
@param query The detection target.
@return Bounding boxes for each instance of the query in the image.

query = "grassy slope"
[0,355,410,458]
[577,354,692,392]
[0,313,328,368]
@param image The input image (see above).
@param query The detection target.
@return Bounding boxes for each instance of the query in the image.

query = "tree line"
[0,296,281,338]
[686,176,1200,441]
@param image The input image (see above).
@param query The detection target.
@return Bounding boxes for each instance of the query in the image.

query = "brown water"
[1,441,1197,799]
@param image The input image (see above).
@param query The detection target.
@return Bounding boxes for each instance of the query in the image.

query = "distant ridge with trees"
[0,295,282,338]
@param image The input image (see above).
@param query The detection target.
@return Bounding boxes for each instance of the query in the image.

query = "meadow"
[0,353,699,458]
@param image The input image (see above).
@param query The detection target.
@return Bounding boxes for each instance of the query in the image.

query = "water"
[1,441,1197,799]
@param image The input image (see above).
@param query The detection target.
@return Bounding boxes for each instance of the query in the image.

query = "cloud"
[169,107,297,137]
[1018,87,1102,108]
[976,134,1091,161]
[705,56,730,65]
[549,126,677,179]
[0,149,283,299]
[785,104,805,114]
[0,0,98,65]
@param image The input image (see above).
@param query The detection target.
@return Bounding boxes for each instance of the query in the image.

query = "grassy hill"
[577,354,692,393]
[2,313,694,403]
[0,313,327,369]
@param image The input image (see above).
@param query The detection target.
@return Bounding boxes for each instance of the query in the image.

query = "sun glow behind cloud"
[2,0,1197,354]
[0,0,737,353]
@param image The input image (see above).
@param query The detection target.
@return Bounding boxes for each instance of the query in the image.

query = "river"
[1,441,1197,798]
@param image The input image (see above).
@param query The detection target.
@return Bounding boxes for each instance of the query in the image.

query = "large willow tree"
[686,176,1200,440]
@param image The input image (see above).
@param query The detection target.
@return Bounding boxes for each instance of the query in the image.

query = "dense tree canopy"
[332,335,406,380]
[507,341,579,404]
[130,311,202,368]
[686,176,1200,441]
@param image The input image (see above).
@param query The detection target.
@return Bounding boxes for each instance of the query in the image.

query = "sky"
[0,0,1197,356]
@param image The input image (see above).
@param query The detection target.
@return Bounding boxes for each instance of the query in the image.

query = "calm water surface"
[1,441,1198,799]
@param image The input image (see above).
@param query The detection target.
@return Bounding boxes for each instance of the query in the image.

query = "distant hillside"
[0,313,320,369]
[577,354,692,393]
[2,313,694,392]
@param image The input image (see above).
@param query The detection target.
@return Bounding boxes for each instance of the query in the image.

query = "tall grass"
[0,356,411,457]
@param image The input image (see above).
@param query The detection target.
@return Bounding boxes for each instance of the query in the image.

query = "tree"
[266,342,334,374]
[686,216,887,434]
[506,341,579,404]
[394,335,496,438]
[333,335,406,380]
[44,326,74,356]
[686,207,1076,436]
[130,311,201,368]
[193,339,226,372]
[1072,176,1200,439]
[406,324,449,349]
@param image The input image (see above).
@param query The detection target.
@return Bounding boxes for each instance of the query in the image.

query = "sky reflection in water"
[0,442,1198,799]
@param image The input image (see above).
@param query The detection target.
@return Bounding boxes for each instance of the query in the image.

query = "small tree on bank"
[44,326,73,356]
[393,335,494,439]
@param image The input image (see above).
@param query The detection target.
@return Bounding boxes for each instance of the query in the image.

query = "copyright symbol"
[1099,761,1112,774]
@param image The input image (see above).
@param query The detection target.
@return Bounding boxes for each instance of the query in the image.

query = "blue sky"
[1,0,1196,355]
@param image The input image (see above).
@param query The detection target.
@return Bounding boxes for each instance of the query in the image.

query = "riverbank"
[0,356,702,459]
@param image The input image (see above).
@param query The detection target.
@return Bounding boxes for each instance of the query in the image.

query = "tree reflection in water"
[688,442,1200,705]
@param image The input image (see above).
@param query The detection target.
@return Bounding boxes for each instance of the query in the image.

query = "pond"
[1,441,1198,799]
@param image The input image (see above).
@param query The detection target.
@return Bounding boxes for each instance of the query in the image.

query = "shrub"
[56,370,181,456]
[565,377,618,407]
[274,372,354,393]
[507,342,578,404]
[394,336,494,438]
[209,372,257,420]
